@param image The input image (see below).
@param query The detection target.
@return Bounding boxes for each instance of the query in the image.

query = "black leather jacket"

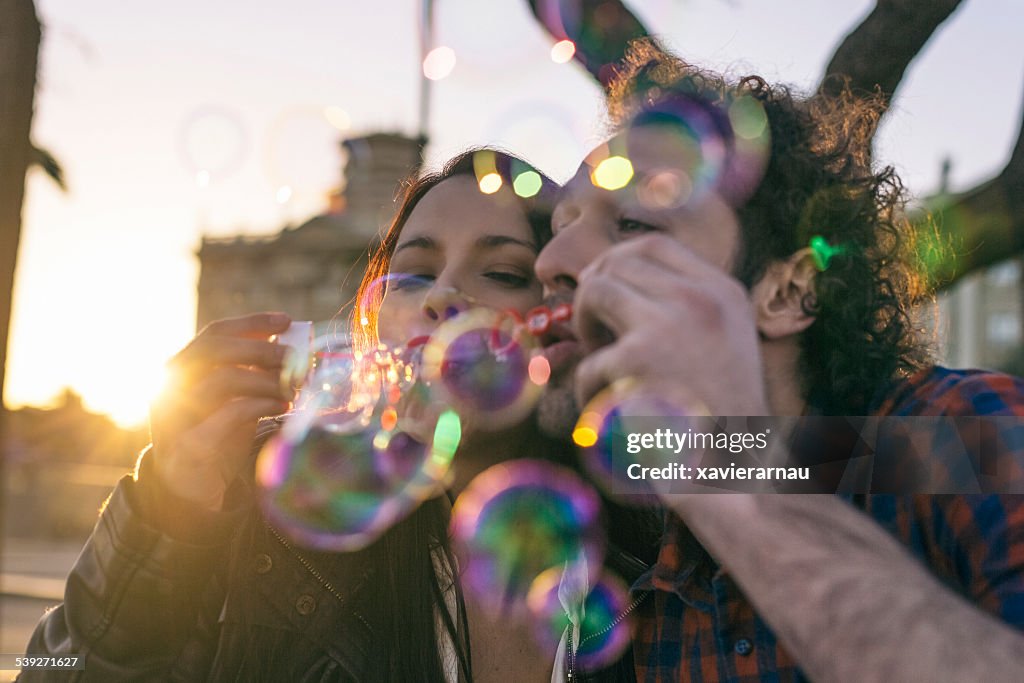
[22,430,646,682]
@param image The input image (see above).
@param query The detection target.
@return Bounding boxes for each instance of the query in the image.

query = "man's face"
[534,124,744,434]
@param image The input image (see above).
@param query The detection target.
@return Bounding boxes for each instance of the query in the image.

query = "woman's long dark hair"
[352,149,558,682]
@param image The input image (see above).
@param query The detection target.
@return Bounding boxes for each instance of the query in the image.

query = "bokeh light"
[323,105,351,130]
[550,39,576,63]
[513,170,543,198]
[423,46,457,80]
[591,155,634,191]
[528,355,551,385]
[478,172,503,194]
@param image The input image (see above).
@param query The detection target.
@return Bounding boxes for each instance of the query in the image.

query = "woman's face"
[376,175,544,346]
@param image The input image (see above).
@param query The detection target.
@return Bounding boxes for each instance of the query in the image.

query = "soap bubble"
[450,459,604,613]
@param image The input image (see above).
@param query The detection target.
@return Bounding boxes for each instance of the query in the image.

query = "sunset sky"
[8,0,1024,427]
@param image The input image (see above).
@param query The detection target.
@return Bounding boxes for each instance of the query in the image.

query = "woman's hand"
[150,313,293,511]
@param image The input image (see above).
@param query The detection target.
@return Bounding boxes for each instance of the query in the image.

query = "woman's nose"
[422,285,469,322]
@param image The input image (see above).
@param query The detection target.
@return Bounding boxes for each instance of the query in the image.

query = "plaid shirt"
[629,366,1024,682]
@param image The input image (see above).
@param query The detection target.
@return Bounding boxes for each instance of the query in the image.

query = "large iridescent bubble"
[607,89,770,210]
[420,307,544,432]
[574,381,708,503]
[256,343,461,551]
[450,460,604,613]
[528,570,635,671]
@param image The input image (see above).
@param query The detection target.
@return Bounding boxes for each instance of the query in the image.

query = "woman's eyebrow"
[394,236,436,254]
[475,234,537,253]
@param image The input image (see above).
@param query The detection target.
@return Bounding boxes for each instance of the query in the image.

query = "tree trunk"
[0,0,39,404]
[0,0,41,594]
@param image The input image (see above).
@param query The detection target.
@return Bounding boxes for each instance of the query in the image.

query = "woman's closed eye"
[483,269,533,288]
[389,273,435,291]
[617,217,662,235]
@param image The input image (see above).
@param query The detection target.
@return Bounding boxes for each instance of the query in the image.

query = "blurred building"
[3,389,148,539]
[195,133,424,330]
[931,157,1024,372]
[939,257,1024,370]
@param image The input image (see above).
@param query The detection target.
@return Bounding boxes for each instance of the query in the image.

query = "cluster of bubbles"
[450,459,635,667]
[256,339,462,551]
[257,282,554,551]
[257,270,659,669]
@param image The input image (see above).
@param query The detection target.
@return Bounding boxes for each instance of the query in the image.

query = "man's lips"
[540,322,582,373]
[542,339,582,373]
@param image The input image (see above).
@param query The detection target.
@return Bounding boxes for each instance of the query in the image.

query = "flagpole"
[417,0,435,157]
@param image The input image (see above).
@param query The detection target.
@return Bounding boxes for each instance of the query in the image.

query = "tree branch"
[820,0,966,108]
[526,0,651,88]
[921,81,1024,288]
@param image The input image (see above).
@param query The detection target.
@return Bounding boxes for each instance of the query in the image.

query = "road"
[1,537,84,682]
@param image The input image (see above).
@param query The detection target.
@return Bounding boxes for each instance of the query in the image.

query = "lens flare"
[423,46,456,80]
[478,172,503,194]
[323,105,351,131]
[513,170,543,198]
[591,156,634,191]
[528,355,551,386]
[450,460,605,613]
[551,39,576,63]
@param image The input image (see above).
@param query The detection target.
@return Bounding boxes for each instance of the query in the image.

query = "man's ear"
[751,247,817,340]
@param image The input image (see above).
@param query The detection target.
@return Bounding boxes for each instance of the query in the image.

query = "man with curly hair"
[535,39,1024,681]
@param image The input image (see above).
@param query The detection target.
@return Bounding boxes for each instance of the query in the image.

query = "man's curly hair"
[607,40,932,415]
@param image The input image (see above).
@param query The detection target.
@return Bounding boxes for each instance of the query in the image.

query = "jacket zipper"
[565,590,650,681]
[266,522,372,631]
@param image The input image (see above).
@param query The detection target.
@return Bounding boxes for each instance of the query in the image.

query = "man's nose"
[536,219,605,295]
[422,284,469,322]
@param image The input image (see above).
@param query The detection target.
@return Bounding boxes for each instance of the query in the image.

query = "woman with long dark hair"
[23,149,565,682]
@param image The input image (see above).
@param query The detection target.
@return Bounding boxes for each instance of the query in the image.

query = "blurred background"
[1,0,1022,666]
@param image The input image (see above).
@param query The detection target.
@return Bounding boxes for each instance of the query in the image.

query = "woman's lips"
[406,335,431,349]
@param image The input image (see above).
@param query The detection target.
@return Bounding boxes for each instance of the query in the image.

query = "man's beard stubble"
[536,380,580,438]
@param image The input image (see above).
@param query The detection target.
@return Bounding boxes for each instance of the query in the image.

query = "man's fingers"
[573,273,658,353]
[575,341,644,408]
[199,312,292,339]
